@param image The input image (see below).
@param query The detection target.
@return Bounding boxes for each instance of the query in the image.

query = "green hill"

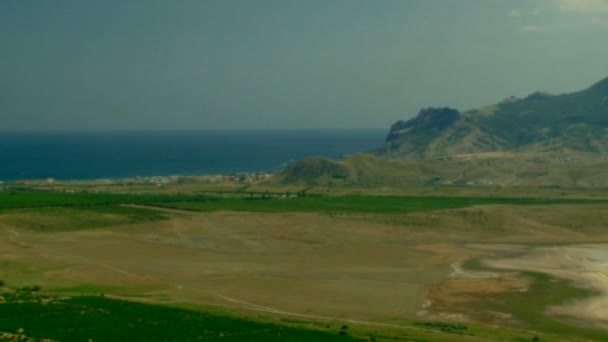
[277,156,351,184]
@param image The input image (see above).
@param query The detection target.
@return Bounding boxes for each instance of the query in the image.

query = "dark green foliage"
[416,321,467,333]
[339,325,349,336]
[1,287,47,303]
[3,190,608,218]
[281,157,351,183]
[519,337,545,342]
[0,296,363,342]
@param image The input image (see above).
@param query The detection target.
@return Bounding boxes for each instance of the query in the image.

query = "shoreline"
[0,170,277,187]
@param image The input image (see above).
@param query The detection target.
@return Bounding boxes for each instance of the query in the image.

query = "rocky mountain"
[277,76,608,187]
[381,76,608,158]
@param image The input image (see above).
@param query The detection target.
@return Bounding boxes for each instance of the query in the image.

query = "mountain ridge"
[381,76,608,158]
[276,75,608,187]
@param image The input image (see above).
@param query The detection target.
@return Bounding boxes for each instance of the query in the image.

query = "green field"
[0,191,209,209]
[147,195,608,214]
[0,205,169,232]
[0,287,578,342]
[3,190,608,215]
[0,289,362,342]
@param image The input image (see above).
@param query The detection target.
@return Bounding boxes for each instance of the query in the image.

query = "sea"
[0,129,386,182]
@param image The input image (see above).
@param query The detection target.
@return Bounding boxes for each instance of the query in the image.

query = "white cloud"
[508,9,522,18]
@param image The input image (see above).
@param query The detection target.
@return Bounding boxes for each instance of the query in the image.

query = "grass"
[0,190,210,209]
[0,293,364,342]
[463,259,608,341]
[0,287,583,342]
[0,206,169,232]
[0,190,192,231]
[3,189,608,215]
[483,272,606,340]
[4,190,608,233]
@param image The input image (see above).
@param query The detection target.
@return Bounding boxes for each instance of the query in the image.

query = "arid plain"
[3,194,608,340]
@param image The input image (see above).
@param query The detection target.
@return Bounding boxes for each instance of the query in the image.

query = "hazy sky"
[2,0,608,130]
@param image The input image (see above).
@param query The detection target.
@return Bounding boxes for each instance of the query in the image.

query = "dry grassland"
[3,203,608,335]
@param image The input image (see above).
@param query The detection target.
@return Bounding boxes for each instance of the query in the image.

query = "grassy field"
[0,190,210,209]
[0,205,169,232]
[0,288,363,342]
[4,189,608,215]
[9,190,599,233]
[0,286,583,342]
[3,189,608,341]
[0,191,186,231]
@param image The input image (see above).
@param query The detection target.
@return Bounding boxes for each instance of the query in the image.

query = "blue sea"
[0,130,386,181]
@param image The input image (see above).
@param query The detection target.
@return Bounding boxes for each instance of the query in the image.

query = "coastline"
[0,129,385,183]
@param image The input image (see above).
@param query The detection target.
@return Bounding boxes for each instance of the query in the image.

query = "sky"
[2,0,608,131]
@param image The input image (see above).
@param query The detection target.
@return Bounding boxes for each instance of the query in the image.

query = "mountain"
[381,77,608,158]
[279,156,350,184]
[277,76,608,187]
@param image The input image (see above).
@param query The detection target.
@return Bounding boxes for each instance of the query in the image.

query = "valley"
[3,189,608,341]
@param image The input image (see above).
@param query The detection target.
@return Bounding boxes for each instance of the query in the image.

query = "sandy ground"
[0,211,453,322]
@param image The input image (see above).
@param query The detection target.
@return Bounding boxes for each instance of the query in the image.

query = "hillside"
[278,76,608,187]
[381,76,608,157]
[276,152,608,187]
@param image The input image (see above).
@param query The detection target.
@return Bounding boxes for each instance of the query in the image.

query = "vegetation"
[0,191,193,231]
[0,289,362,342]
[1,206,169,232]
[0,190,209,209]
[382,76,608,157]
[476,271,607,340]
[3,189,608,340]
[415,321,468,334]
[3,189,608,218]
[280,157,351,184]
[463,259,607,341]
[153,195,608,214]
[0,286,583,342]
[384,107,461,154]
